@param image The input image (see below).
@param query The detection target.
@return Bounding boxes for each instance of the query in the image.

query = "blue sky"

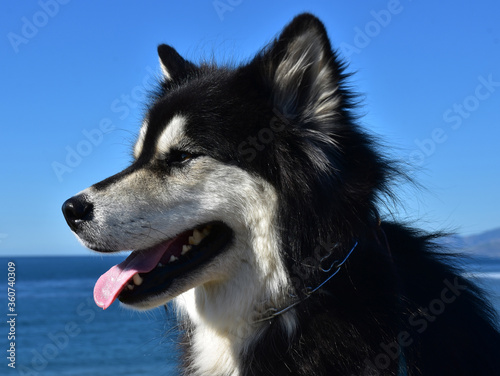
[1,0,499,256]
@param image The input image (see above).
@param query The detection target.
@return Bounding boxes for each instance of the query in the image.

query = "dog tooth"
[132,273,143,286]
[188,236,196,245]
[182,245,192,255]
[127,284,134,290]
[158,262,164,267]
[192,229,204,244]
[169,255,178,263]
[202,227,211,236]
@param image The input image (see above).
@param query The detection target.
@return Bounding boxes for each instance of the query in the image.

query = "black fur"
[151,13,500,375]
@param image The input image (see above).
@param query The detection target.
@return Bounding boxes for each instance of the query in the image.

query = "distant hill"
[441,228,500,258]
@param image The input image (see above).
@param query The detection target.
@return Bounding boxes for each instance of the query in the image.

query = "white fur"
[133,120,148,159]
[156,115,187,156]
[159,56,173,81]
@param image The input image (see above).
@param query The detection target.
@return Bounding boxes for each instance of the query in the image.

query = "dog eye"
[169,150,195,164]
[180,152,193,162]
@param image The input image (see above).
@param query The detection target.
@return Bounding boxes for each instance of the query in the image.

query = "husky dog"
[62,14,500,376]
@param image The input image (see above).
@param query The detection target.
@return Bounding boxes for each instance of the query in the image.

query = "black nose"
[62,195,94,231]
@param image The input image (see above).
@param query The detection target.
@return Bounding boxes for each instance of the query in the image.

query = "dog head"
[62,14,390,317]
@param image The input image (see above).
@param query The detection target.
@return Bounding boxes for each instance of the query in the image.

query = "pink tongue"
[93,240,174,309]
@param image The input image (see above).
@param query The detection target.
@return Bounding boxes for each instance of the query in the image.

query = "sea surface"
[1,255,500,376]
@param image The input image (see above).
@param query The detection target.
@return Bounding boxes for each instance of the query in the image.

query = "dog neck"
[174,267,297,376]
[174,223,296,375]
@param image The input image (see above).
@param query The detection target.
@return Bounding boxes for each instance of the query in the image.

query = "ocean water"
[1,255,500,376]
[2,256,179,376]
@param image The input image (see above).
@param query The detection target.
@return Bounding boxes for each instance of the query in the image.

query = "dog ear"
[157,44,196,82]
[256,14,345,123]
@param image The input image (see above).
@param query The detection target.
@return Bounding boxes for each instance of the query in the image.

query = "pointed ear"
[256,14,346,122]
[157,44,196,82]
